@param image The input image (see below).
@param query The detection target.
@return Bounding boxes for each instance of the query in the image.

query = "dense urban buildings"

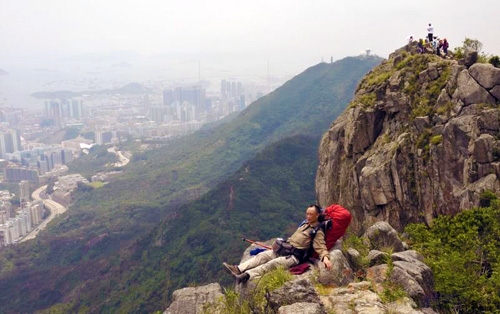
[0,187,44,247]
[0,75,283,248]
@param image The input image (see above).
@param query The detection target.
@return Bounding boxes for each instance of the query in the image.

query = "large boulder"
[391,250,425,263]
[164,283,224,314]
[364,221,404,252]
[367,249,390,266]
[453,70,496,106]
[278,302,326,314]
[390,251,435,306]
[269,278,320,311]
[346,248,361,270]
[317,249,354,286]
[464,49,478,67]
[469,63,500,89]
[490,85,500,100]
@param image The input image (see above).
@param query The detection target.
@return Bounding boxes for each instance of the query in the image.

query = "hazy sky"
[1,0,500,72]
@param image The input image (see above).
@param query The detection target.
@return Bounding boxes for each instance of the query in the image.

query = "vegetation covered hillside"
[0,56,381,313]
[2,135,320,313]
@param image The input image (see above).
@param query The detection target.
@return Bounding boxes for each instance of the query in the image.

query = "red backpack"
[321,204,352,250]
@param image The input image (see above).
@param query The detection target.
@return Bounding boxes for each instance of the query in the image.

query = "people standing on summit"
[427,23,434,42]
[443,38,449,57]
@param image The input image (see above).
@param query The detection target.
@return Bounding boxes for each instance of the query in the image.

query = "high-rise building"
[221,80,227,99]
[11,129,21,152]
[61,149,73,164]
[150,106,169,123]
[231,82,237,97]
[3,167,39,183]
[95,131,113,145]
[61,99,71,118]
[49,100,62,129]
[70,99,83,118]
[19,181,30,203]
[0,130,23,158]
[163,90,174,106]
[37,157,50,174]
[174,87,205,116]
[239,95,246,111]
[29,201,44,225]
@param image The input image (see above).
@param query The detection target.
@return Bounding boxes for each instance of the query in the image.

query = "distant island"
[30,82,149,99]
[0,69,8,75]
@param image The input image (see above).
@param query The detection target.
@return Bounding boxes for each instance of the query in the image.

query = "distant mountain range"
[0,56,382,313]
[30,82,149,99]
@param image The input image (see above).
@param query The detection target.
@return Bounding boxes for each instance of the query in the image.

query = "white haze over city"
[1,0,499,109]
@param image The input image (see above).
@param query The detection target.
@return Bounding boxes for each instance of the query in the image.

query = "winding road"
[20,185,67,242]
[107,147,130,167]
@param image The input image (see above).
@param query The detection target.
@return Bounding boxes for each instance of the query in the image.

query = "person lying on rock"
[223,204,332,284]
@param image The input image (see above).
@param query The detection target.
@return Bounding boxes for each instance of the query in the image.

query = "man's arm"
[312,229,332,270]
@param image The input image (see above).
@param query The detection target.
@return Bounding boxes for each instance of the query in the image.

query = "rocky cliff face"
[316,45,500,232]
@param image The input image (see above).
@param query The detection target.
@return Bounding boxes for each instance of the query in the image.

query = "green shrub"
[405,203,500,312]
[205,267,293,313]
[358,93,377,106]
[480,190,498,208]
[253,266,293,304]
[489,56,500,68]
[430,135,442,145]
[342,232,370,256]
[202,288,251,314]
[436,101,454,115]
[380,283,408,304]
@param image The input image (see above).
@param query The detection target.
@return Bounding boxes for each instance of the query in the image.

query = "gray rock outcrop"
[465,49,478,67]
[391,252,435,305]
[316,46,500,232]
[164,283,224,314]
[269,278,321,310]
[454,70,496,105]
[317,249,354,285]
[365,221,404,252]
[367,249,389,266]
[469,63,500,89]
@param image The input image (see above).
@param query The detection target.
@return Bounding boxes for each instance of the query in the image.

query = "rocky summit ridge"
[316,44,500,232]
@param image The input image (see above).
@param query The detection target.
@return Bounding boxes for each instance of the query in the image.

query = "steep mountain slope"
[316,45,500,232]
[65,56,382,238]
[0,57,381,313]
[90,135,320,313]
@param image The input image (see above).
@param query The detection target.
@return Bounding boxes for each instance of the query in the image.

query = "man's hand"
[323,256,332,270]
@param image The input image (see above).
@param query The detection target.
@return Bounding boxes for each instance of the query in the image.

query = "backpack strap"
[303,220,331,261]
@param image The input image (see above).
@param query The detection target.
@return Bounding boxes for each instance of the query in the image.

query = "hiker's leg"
[238,250,276,272]
[246,255,299,280]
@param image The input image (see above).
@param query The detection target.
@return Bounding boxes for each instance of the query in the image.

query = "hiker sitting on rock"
[223,204,331,284]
